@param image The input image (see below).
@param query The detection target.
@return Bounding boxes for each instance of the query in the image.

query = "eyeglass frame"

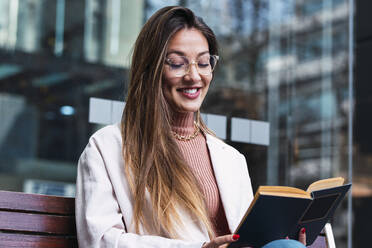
[164,54,219,77]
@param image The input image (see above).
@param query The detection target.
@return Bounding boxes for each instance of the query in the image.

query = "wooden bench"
[0,190,77,248]
[0,190,335,248]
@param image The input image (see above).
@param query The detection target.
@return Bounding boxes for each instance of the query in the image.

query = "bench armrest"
[324,223,336,248]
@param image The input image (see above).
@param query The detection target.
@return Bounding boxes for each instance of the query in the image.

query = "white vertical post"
[54,0,65,56]
[110,0,121,55]
[266,0,282,186]
[8,0,19,49]
[347,0,354,247]
[320,0,333,179]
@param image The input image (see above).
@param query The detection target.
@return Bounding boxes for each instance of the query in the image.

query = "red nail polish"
[233,234,240,240]
[301,228,306,234]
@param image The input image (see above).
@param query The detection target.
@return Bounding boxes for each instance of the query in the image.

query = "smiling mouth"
[177,88,200,94]
[176,87,201,99]
[181,88,197,94]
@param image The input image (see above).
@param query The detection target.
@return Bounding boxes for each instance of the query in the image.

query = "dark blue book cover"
[288,184,351,245]
[228,179,351,248]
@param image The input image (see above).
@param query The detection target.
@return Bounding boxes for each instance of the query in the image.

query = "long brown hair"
[121,6,218,238]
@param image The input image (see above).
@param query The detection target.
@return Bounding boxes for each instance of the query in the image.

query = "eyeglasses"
[165,54,219,77]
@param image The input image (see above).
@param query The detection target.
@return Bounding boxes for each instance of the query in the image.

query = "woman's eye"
[166,57,185,69]
[170,63,184,69]
[198,63,209,68]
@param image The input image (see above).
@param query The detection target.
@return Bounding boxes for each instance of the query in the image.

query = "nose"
[185,63,201,81]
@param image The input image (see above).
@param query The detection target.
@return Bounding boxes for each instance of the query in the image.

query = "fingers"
[213,234,239,245]
[298,227,306,245]
[203,234,240,248]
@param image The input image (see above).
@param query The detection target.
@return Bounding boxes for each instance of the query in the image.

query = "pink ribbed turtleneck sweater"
[171,111,230,236]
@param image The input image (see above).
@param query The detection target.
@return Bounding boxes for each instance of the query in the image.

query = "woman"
[76,6,306,248]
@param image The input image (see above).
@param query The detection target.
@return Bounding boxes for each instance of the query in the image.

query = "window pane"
[0,0,365,247]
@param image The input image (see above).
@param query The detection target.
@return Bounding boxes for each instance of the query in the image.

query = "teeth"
[182,88,197,94]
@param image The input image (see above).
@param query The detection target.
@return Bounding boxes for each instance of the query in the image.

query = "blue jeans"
[262,239,306,248]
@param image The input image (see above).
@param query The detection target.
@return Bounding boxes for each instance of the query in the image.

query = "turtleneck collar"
[171,111,195,136]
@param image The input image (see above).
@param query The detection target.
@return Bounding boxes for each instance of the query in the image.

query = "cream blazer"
[76,123,254,248]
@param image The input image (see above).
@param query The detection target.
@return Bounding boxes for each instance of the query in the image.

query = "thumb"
[298,227,306,245]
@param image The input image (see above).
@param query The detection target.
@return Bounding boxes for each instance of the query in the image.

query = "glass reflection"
[0,0,368,247]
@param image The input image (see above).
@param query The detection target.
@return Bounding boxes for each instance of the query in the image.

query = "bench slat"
[0,233,78,248]
[0,190,74,215]
[0,211,76,235]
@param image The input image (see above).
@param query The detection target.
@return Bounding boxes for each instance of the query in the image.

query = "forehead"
[167,28,209,57]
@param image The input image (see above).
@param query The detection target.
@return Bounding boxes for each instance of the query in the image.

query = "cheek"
[162,78,179,105]
[202,75,212,90]
[162,74,178,91]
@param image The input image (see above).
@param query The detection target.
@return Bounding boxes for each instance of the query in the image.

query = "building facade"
[0,0,368,247]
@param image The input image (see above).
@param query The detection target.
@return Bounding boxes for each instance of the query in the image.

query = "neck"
[171,111,195,136]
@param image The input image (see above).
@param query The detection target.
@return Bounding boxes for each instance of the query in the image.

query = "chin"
[178,105,201,113]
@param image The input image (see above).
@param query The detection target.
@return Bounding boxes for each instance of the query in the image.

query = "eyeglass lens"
[166,55,218,76]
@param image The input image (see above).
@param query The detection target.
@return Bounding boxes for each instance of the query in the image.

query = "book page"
[307,177,344,193]
[258,186,311,199]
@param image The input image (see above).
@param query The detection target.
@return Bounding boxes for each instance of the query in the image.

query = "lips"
[177,87,201,99]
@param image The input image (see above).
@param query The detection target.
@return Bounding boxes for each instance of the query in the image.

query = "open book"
[228,177,351,248]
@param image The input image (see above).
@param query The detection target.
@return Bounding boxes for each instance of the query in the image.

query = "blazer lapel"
[206,135,244,232]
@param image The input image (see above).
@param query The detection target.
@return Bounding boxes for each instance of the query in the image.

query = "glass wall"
[0,0,366,247]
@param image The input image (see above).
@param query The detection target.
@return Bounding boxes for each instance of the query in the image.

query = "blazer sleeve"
[238,153,254,218]
[75,139,205,248]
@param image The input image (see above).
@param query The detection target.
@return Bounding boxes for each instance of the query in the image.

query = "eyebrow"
[166,50,210,57]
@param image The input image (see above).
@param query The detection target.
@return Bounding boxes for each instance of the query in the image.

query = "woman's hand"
[298,227,306,245]
[202,234,240,248]
[203,228,305,248]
